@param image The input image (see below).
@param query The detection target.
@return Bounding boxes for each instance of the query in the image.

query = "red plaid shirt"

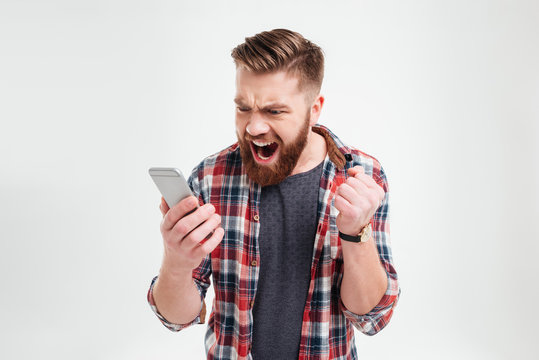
[148,125,400,359]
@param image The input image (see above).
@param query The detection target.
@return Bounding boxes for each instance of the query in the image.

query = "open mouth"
[250,140,279,163]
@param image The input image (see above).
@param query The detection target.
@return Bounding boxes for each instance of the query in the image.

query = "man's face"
[234,69,315,186]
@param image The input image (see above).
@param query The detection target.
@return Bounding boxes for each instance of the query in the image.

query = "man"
[148,29,399,359]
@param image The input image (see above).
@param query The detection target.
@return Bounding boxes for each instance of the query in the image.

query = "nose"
[245,112,270,137]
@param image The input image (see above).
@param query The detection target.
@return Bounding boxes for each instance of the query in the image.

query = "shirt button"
[253,214,260,221]
[251,260,257,266]
[250,300,255,308]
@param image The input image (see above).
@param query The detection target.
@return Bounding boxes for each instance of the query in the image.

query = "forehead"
[234,68,303,104]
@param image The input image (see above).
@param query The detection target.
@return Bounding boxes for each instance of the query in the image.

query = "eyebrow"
[234,98,291,110]
[233,98,246,106]
[261,102,291,110]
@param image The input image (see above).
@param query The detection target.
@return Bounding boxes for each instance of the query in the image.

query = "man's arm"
[335,165,398,318]
[340,233,388,315]
[151,196,224,325]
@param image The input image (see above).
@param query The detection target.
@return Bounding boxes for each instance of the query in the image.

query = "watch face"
[360,224,372,242]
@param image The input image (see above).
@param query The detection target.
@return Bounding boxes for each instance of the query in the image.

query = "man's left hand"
[334,165,385,237]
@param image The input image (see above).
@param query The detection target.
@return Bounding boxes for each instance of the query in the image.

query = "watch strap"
[338,231,362,243]
[339,223,372,243]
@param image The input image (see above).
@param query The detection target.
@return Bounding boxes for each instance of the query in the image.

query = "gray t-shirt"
[251,161,324,359]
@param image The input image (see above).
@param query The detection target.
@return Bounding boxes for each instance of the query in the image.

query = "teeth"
[252,140,273,147]
[258,152,270,160]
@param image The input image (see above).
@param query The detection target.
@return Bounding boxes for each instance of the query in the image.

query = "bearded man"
[148,29,400,360]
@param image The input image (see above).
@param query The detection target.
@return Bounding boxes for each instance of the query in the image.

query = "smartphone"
[149,167,195,209]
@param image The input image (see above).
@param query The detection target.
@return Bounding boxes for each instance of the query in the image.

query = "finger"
[159,197,169,217]
[168,203,216,239]
[353,173,384,193]
[334,193,363,219]
[361,179,386,202]
[342,179,382,209]
[337,181,368,205]
[337,180,382,214]
[335,193,370,219]
[348,166,381,189]
[193,226,225,258]
[181,213,222,250]
[334,193,353,214]
[162,196,200,231]
[345,176,371,193]
[347,165,364,177]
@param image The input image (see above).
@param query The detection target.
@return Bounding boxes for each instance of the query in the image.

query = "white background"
[1,0,538,359]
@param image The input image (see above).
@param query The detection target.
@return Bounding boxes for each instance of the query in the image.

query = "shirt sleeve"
[146,164,213,332]
[341,164,400,335]
[340,262,400,335]
[147,272,210,332]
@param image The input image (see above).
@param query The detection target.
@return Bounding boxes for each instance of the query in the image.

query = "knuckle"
[161,213,170,224]
[202,230,224,254]
[217,227,225,240]
[174,221,189,236]
[212,214,222,226]
[160,218,170,232]
[199,242,213,254]
[339,202,351,215]
[164,211,176,225]
[350,207,361,219]
[201,203,215,213]
[346,177,357,187]
[186,234,200,247]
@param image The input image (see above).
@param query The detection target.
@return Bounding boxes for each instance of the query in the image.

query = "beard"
[237,113,311,187]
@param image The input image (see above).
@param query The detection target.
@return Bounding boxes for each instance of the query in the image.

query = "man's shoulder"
[346,146,388,190]
[348,147,383,171]
[318,124,387,186]
[316,124,384,172]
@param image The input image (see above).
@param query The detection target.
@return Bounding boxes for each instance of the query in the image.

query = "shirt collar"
[312,124,352,171]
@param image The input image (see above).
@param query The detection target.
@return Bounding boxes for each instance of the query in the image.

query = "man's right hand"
[159,196,224,274]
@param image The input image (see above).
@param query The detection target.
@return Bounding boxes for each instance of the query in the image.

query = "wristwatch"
[339,223,372,243]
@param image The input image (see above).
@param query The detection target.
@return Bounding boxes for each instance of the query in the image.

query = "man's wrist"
[160,257,195,280]
[339,223,372,243]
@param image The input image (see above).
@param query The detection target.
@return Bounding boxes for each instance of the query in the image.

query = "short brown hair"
[231,29,324,98]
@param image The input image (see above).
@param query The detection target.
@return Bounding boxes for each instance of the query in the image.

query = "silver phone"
[149,167,195,208]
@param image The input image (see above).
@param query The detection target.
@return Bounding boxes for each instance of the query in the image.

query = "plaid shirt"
[148,125,400,359]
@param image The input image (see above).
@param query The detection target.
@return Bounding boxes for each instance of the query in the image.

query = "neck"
[291,130,327,175]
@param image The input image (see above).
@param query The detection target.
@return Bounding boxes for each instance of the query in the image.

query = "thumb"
[347,165,364,177]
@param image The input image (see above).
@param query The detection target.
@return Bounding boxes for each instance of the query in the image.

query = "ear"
[309,94,325,126]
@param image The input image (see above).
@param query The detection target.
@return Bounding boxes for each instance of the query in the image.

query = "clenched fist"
[334,166,385,237]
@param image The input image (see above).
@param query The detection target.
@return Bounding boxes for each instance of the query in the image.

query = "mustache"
[243,135,282,144]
